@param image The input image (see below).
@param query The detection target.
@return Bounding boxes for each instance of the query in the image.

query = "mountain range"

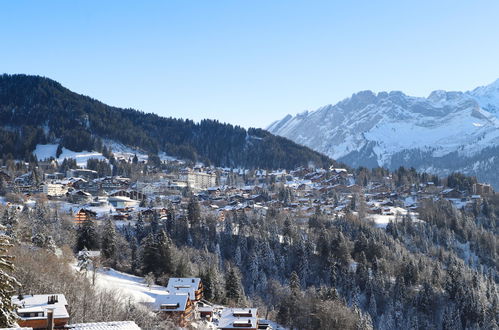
[268,79,499,187]
[0,74,332,170]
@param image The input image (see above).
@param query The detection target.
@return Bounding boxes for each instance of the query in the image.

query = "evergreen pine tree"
[201,268,215,301]
[187,196,201,226]
[225,267,242,305]
[100,219,117,265]
[140,233,158,275]
[289,271,300,295]
[368,293,378,324]
[135,215,146,243]
[56,144,63,158]
[155,230,173,275]
[76,219,99,251]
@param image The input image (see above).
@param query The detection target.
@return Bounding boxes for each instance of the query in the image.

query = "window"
[161,303,180,310]
[233,320,252,327]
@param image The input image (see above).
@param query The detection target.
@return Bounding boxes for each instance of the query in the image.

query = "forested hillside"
[0,74,332,169]
[2,168,498,329]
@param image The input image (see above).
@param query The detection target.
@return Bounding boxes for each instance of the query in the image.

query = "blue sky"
[2,1,499,128]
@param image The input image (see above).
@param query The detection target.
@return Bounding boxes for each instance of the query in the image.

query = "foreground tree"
[100,219,117,265]
[76,220,99,251]
[0,226,19,327]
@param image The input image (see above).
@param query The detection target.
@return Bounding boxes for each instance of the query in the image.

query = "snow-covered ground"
[77,266,171,310]
[368,206,422,228]
[73,265,288,329]
[50,200,115,218]
[262,320,288,330]
[34,144,105,167]
[34,142,180,167]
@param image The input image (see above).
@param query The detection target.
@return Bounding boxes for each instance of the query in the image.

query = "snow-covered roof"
[67,321,141,329]
[108,196,135,202]
[167,277,201,289]
[166,277,201,300]
[158,294,189,312]
[167,286,196,300]
[217,308,258,329]
[12,294,69,320]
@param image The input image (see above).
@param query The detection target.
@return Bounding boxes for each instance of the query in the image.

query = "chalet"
[207,187,221,196]
[218,308,258,330]
[251,195,266,203]
[257,320,273,330]
[197,302,214,321]
[14,172,34,187]
[12,294,69,329]
[67,178,89,190]
[67,190,93,204]
[140,183,160,195]
[108,196,138,208]
[473,183,494,196]
[73,209,97,225]
[166,278,203,301]
[159,294,194,327]
[66,169,98,180]
[140,208,171,222]
[44,172,65,181]
[109,189,145,201]
[97,176,130,192]
[332,184,362,194]
[112,212,131,221]
[38,160,58,171]
[153,207,170,218]
[441,188,463,199]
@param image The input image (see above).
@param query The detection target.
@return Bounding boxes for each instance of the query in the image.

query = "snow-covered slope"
[34,144,106,167]
[34,141,179,167]
[467,78,499,114]
[268,79,499,187]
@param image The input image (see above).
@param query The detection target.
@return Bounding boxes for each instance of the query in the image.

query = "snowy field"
[34,144,105,167]
[34,142,179,167]
[77,266,171,310]
[368,206,423,228]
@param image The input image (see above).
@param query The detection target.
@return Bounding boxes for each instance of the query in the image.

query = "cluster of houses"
[10,277,271,330]
[10,293,140,330]
[1,162,496,230]
[156,277,270,329]
[2,159,497,329]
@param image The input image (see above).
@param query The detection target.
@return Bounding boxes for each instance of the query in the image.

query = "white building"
[180,170,217,190]
[141,183,160,196]
[43,183,67,197]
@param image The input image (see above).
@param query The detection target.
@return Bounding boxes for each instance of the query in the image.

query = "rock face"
[268,79,499,187]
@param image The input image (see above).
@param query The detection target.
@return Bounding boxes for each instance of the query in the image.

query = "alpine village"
[0,74,495,330]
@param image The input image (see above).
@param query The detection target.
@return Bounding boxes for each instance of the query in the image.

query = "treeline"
[0,199,366,329]
[0,74,333,169]
[67,192,498,329]
[356,166,479,194]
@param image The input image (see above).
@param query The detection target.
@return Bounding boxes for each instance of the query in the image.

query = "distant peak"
[339,90,377,109]
[428,90,447,101]
[469,78,499,94]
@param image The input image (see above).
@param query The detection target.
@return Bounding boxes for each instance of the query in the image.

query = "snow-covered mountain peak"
[467,78,499,113]
[268,79,499,187]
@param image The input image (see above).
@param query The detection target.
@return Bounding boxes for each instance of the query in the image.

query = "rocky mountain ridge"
[268,79,499,187]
